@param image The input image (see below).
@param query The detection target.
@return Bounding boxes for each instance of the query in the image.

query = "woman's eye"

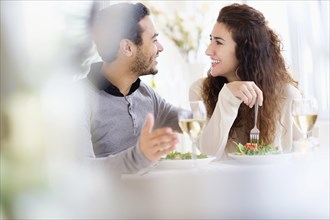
[216,41,223,45]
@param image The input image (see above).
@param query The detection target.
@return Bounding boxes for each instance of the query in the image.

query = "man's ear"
[119,39,134,57]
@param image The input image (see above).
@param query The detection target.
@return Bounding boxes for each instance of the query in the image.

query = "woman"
[190,3,301,159]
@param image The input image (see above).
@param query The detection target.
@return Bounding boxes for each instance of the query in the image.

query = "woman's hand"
[139,113,179,162]
[226,81,263,108]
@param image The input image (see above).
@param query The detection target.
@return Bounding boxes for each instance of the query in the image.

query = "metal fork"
[250,99,260,143]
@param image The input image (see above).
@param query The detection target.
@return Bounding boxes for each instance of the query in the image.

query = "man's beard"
[130,47,158,76]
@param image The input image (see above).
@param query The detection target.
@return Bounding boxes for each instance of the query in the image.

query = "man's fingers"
[148,127,173,139]
[141,113,154,134]
[154,144,176,157]
[150,133,179,152]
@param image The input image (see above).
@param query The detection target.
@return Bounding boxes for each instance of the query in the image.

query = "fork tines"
[250,99,260,144]
[250,132,260,143]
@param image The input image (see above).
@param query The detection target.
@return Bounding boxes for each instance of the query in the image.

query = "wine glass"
[178,101,207,167]
[292,96,318,152]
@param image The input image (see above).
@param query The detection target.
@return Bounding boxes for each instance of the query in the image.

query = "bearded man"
[77,2,180,174]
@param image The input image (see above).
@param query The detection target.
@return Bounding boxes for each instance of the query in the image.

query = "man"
[76,2,180,174]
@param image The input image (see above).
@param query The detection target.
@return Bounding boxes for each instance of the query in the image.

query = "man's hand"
[139,113,179,162]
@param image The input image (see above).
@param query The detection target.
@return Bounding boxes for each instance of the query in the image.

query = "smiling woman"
[142,1,329,157]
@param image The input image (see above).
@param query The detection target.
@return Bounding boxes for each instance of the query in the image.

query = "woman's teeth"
[212,59,220,65]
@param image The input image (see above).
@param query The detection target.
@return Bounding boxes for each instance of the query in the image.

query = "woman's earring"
[235,67,240,79]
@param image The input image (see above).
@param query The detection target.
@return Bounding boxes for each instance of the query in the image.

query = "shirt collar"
[87,62,141,97]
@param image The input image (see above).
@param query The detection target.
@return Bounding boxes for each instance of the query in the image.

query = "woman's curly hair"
[202,3,298,145]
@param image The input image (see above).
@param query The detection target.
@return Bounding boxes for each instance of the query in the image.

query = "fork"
[250,99,260,143]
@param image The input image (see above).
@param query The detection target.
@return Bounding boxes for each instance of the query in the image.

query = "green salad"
[233,142,280,155]
[164,151,208,160]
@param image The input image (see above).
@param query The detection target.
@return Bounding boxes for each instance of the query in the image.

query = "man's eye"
[216,41,223,45]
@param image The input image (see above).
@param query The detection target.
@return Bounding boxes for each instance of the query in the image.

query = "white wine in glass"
[292,96,318,151]
[179,119,206,141]
[178,101,207,166]
[292,115,318,136]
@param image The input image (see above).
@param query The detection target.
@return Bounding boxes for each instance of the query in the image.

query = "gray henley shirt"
[74,62,180,174]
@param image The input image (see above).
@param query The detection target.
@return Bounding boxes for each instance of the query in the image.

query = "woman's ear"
[119,39,134,57]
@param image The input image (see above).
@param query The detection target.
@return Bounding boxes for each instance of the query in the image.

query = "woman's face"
[205,22,239,81]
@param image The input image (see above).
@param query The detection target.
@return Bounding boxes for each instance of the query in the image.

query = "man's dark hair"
[93,3,150,62]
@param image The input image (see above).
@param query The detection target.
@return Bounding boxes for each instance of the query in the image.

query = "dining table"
[119,144,329,219]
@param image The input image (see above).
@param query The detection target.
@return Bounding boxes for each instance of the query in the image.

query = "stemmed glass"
[178,101,207,167]
[292,96,318,151]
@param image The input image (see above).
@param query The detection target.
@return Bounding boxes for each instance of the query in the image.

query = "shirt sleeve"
[189,79,242,159]
[84,142,155,175]
[148,87,181,132]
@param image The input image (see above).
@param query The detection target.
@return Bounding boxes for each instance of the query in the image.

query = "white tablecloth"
[120,146,329,219]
